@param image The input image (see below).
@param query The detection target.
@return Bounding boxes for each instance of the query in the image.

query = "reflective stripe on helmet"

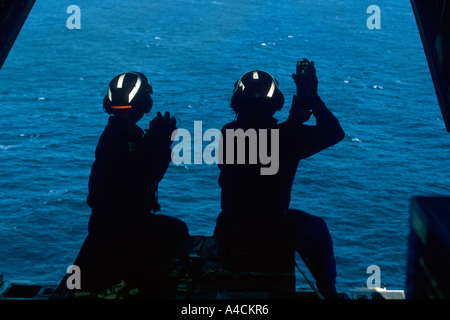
[128,75,142,103]
[267,81,276,98]
[238,80,245,91]
[117,73,126,88]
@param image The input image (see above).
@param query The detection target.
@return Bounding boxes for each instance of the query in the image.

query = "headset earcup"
[274,89,284,111]
[137,80,153,114]
[231,89,248,114]
[230,91,239,113]
[142,94,153,114]
[103,95,112,114]
[272,78,284,111]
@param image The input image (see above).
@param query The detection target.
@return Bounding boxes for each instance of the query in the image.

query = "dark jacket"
[87,116,171,234]
[214,98,345,242]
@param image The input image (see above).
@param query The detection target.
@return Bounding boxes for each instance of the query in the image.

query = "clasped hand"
[288,61,319,124]
[146,111,177,149]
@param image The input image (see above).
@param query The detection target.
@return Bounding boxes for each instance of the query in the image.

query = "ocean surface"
[1,0,449,291]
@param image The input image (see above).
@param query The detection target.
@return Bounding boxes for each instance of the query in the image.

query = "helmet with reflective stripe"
[230,70,284,114]
[103,72,153,116]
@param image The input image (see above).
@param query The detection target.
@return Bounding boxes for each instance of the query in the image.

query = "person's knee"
[175,220,189,238]
[287,209,329,232]
[313,216,330,236]
[286,209,333,250]
[155,215,190,239]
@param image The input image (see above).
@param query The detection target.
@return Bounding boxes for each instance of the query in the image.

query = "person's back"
[87,116,164,231]
[77,72,189,291]
[214,64,344,298]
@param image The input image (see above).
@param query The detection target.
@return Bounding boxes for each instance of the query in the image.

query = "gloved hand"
[288,60,320,124]
[146,111,177,150]
[292,60,319,105]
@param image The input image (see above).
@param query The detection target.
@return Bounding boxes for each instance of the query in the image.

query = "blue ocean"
[1,0,449,291]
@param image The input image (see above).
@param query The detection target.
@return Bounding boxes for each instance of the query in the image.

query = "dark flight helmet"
[230,70,284,115]
[103,72,153,116]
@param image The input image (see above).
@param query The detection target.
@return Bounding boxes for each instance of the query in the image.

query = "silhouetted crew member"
[78,72,188,290]
[213,61,344,299]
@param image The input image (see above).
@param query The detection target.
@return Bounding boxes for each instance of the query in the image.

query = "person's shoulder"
[277,121,311,132]
[221,121,238,131]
